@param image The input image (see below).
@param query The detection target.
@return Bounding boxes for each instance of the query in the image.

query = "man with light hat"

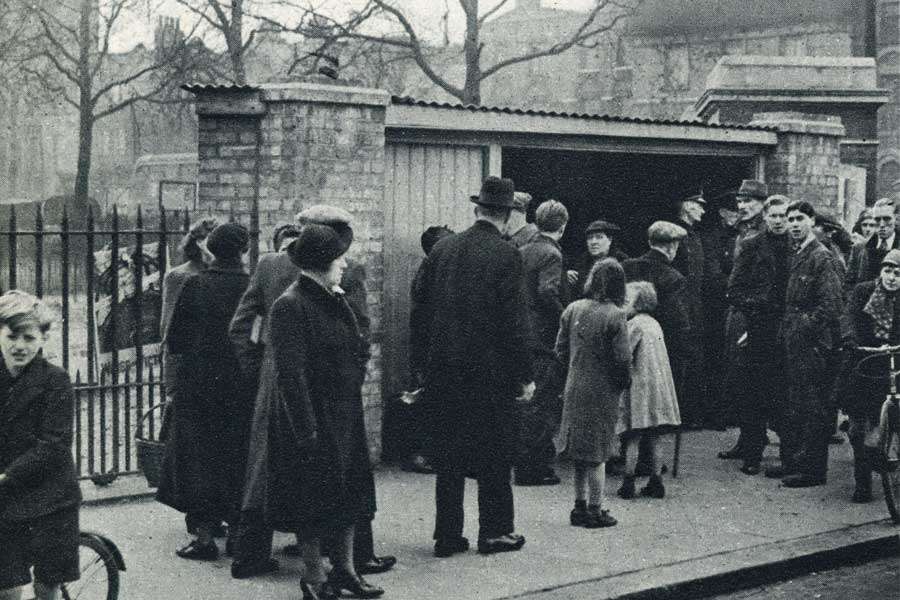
[412,175,534,557]
[506,191,541,249]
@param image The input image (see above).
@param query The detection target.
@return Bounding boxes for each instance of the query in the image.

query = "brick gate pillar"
[188,82,390,457]
[750,112,846,217]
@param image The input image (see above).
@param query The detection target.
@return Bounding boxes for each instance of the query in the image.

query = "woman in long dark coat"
[265,224,382,600]
[156,223,253,561]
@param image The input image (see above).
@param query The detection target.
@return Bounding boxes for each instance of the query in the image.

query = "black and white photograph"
[1,1,899,599]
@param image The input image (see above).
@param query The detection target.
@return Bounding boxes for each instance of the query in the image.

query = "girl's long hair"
[584,257,626,306]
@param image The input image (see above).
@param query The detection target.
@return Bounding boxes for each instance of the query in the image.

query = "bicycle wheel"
[59,533,120,600]
[880,402,900,525]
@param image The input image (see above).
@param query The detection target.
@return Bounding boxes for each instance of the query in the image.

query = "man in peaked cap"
[412,175,534,557]
[734,180,769,256]
[228,205,395,579]
[672,191,710,429]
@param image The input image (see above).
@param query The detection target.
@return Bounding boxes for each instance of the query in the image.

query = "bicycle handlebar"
[857,344,900,353]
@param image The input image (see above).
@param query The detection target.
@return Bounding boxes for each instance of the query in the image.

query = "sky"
[112,0,598,52]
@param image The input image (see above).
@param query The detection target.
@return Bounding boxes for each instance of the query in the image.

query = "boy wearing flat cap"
[412,176,534,557]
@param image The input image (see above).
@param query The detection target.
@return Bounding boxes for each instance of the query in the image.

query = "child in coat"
[555,259,631,528]
[617,281,681,499]
[0,291,80,600]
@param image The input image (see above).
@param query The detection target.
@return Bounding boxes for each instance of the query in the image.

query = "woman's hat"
[206,223,249,259]
[585,220,621,235]
[288,223,349,271]
[882,249,900,267]
[295,204,354,248]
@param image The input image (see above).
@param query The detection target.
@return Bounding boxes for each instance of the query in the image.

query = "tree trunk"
[228,1,246,86]
[74,0,94,208]
[462,0,481,105]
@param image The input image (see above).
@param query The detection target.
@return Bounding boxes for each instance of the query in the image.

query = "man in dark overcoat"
[228,206,394,579]
[672,192,708,429]
[776,201,843,488]
[845,197,899,296]
[725,195,791,475]
[411,176,535,558]
[701,200,741,429]
[624,221,691,391]
[515,200,569,487]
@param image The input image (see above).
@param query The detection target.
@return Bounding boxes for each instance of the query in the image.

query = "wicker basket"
[135,403,167,488]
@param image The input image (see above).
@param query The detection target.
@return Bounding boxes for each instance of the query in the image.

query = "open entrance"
[501,147,757,258]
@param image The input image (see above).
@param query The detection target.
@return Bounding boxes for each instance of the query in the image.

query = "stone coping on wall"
[258,82,390,107]
[708,56,881,91]
[749,112,847,137]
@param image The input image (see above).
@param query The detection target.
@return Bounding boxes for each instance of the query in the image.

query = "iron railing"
[0,203,255,483]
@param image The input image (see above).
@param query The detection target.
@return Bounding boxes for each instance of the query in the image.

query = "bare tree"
[19,0,196,207]
[175,0,256,84]
[259,0,642,105]
[0,2,28,87]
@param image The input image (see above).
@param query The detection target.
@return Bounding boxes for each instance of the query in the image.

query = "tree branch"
[478,0,512,26]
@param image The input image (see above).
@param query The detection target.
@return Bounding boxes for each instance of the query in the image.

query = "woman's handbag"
[135,403,168,488]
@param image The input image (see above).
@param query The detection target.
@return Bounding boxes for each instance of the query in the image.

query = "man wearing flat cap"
[515,200,570,487]
[228,205,395,579]
[734,180,769,257]
[623,222,692,402]
[412,175,534,557]
[506,191,541,249]
[672,192,709,429]
[569,220,628,296]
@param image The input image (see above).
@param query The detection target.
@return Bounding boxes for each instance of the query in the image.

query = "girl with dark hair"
[554,258,631,529]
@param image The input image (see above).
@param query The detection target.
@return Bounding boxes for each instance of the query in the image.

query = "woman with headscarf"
[555,258,631,529]
[156,223,253,561]
[838,249,900,503]
[265,224,382,600]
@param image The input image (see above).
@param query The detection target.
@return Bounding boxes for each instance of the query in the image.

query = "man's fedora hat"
[736,180,769,201]
[471,176,516,209]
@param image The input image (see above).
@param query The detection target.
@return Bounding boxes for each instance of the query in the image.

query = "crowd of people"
[1,171,897,600]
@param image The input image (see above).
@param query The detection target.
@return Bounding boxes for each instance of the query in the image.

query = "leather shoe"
[300,581,338,600]
[717,446,743,460]
[477,533,526,555]
[740,463,761,476]
[176,540,219,561]
[434,536,469,558]
[231,557,279,579]
[328,568,384,598]
[514,469,561,486]
[782,473,826,488]
[356,555,396,575]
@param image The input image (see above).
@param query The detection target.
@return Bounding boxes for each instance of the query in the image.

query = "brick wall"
[751,112,846,216]
[191,83,390,457]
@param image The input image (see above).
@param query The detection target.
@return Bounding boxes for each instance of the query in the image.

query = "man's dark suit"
[411,220,532,542]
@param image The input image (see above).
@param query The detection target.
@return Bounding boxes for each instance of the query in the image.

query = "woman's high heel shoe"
[328,568,385,598]
[300,580,338,600]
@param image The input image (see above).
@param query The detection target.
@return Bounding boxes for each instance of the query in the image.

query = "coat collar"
[0,355,50,424]
[207,258,246,274]
[644,248,670,264]
[793,236,823,262]
[472,219,503,237]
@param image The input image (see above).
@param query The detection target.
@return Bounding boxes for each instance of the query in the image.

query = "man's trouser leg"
[434,471,465,541]
[517,355,563,475]
[793,349,831,478]
[477,461,515,541]
[352,519,375,566]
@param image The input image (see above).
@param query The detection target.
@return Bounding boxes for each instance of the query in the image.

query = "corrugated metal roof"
[390,95,777,132]
[181,83,260,93]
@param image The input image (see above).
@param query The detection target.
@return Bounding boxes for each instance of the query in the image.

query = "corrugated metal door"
[381,142,484,403]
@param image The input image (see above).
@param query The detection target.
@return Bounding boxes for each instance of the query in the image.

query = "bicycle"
[56,531,125,600]
[854,344,900,524]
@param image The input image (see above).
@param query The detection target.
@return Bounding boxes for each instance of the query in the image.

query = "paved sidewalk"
[79,430,898,600]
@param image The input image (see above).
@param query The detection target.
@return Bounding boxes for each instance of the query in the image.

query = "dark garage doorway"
[501,147,757,259]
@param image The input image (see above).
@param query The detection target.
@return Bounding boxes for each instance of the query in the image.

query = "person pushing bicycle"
[838,249,900,503]
[0,291,81,600]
